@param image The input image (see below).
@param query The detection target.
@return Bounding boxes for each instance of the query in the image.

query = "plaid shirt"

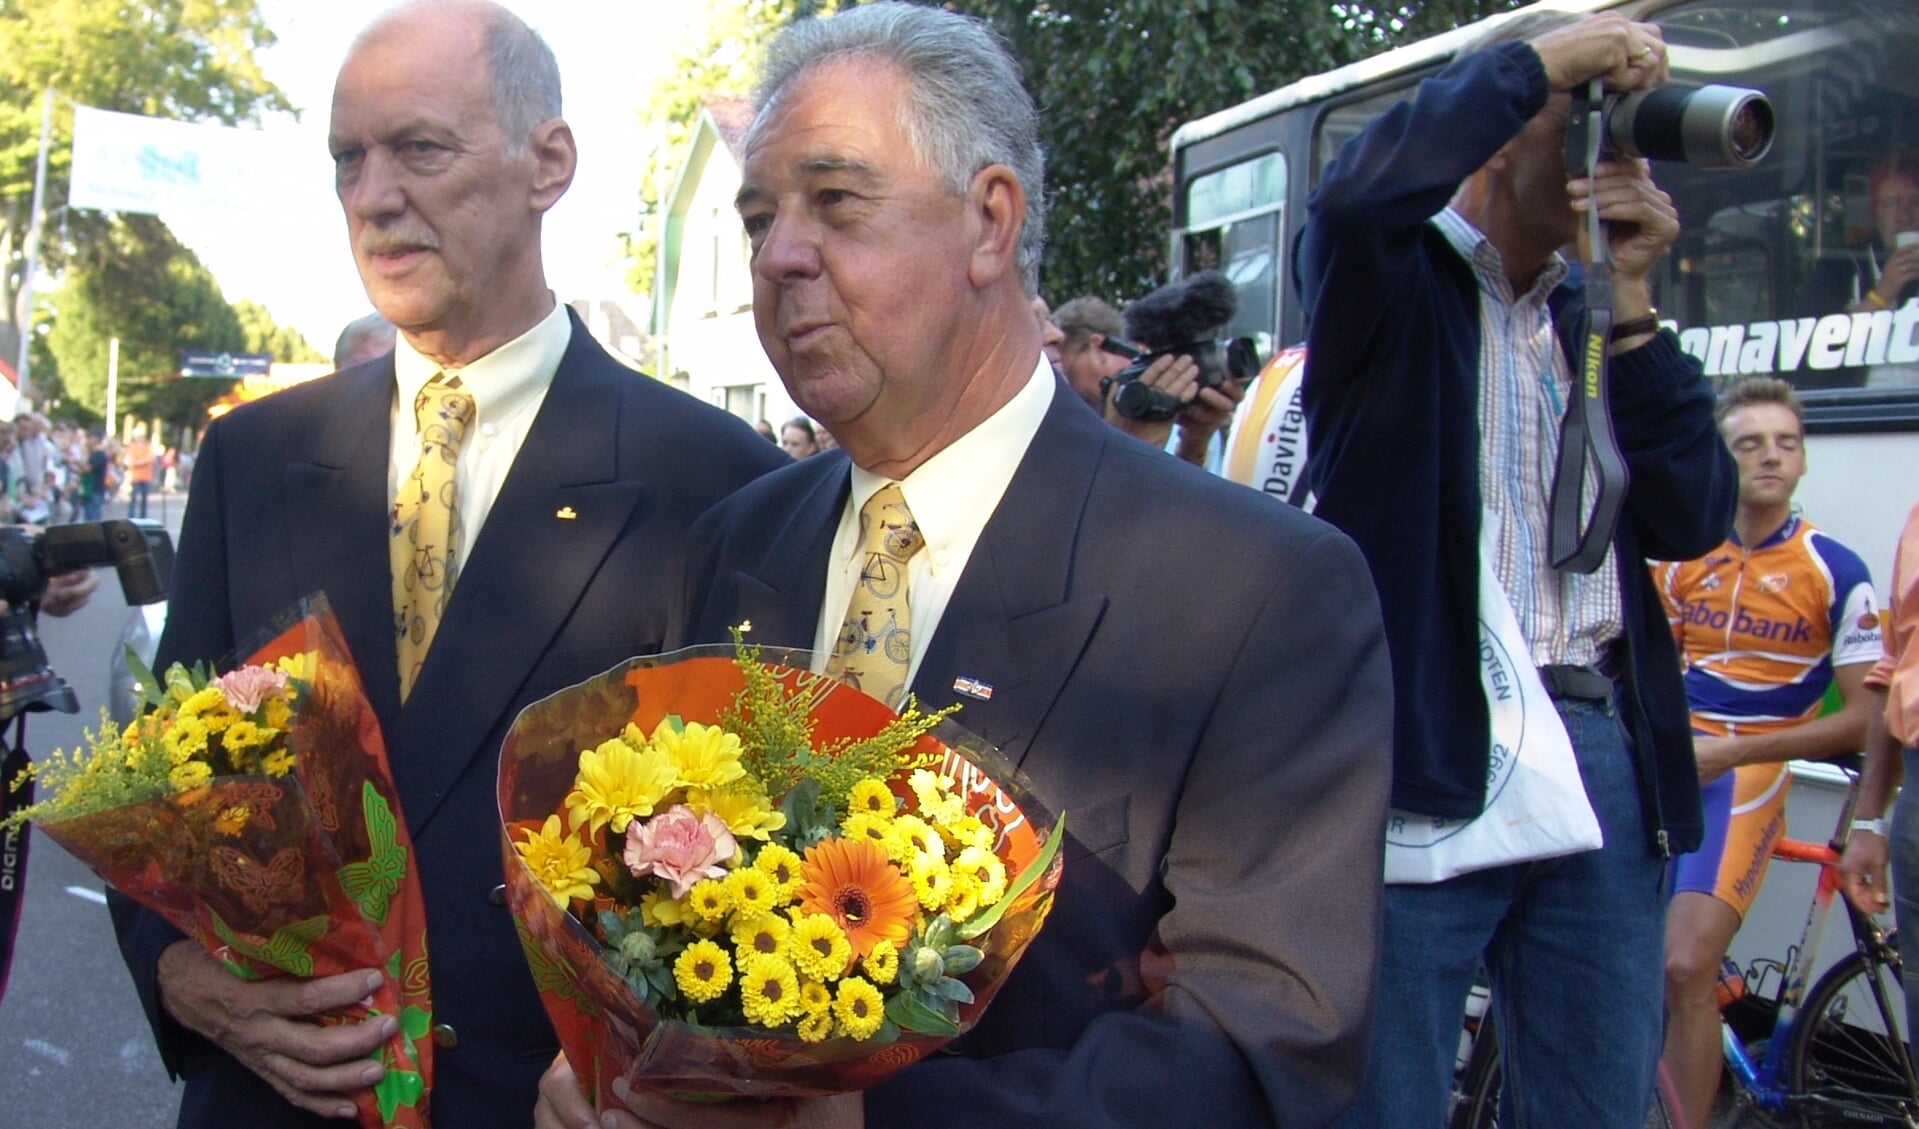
[1433,207,1622,667]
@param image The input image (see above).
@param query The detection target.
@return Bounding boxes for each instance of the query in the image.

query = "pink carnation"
[623,804,738,898]
[211,665,288,714]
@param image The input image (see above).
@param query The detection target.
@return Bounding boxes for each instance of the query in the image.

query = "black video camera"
[1570,83,1774,170]
[1100,270,1262,423]
[0,521,172,722]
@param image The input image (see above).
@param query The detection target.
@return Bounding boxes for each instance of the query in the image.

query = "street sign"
[178,351,272,378]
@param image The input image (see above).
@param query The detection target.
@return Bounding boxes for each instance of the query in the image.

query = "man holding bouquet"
[110,2,784,1125]
[536,4,1393,1128]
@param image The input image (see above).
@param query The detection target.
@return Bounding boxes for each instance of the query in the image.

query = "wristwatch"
[1851,818,1890,838]
[1610,311,1661,342]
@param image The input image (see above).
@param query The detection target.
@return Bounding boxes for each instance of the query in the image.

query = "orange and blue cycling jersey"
[1653,515,1880,916]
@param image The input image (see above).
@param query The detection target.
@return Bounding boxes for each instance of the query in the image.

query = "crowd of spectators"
[0,411,190,525]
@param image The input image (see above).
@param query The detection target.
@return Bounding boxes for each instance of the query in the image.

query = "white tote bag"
[1382,524,1606,884]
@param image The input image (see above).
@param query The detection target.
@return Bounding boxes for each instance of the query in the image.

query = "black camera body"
[1100,270,1262,423]
[0,521,173,722]
[1573,84,1774,169]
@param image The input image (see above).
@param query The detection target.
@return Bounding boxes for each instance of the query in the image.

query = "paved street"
[0,495,186,1128]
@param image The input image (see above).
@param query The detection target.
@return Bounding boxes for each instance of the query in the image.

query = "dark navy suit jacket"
[110,310,786,1128]
[673,382,1395,1127]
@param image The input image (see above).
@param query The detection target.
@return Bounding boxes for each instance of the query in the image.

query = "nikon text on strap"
[1548,80,1632,574]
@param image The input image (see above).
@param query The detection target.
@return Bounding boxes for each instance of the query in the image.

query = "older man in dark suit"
[108,3,785,1126]
[537,6,1391,1129]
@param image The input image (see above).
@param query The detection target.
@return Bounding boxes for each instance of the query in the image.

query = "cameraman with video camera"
[1297,11,1737,1127]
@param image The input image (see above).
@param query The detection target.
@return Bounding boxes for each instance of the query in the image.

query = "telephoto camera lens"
[1606,84,1775,168]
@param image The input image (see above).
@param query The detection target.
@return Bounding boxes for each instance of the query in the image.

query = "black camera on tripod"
[0,521,172,723]
[1099,271,1262,423]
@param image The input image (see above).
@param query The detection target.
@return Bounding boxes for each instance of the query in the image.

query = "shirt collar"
[1432,207,1569,307]
[843,355,1055,565]
[392,299,570,431]
[1732,512,1801,550]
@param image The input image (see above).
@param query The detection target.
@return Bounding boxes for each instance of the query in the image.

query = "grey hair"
[747,2,1046,294]
[359,1,561,153]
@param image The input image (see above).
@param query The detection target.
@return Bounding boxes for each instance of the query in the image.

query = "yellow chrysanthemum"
[799,979,832,1016]
[178,686,227,720]
[723,867,778,919]
[846,778,895,816]
[565,735,676,837]
[739,953,803,1027]
[839,811,898,858]
[754,843,803,898]
[911,861,952,912]
[641,888,692,929]
[168,760,212,791]
[686,877,732,924]
[797,1009,834,1043]
[651,720,746,790]
[908,768,964,826]
[789,913,853,981]
[861,940,900,985]
[261,748,295,776]
[945,869,983,921]
[893,815,944,865]
[514,814,599,909]
[687,785,787,842]
[673,940,732,1004]
[952,846,1007,907]
[273,653,315,684]
[833,976,886,1040]
[730,912,791,960]
[213,806,250,836]
[261,696,293,730]
[221,719,268,752]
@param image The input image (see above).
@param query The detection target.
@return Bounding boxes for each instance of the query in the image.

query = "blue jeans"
[1334,695,1667,1128]
[128,480,150,519]
[1889,746,1919,1045]
[81,493,101,522]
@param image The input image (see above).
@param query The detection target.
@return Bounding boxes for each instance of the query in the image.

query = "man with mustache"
[108,2,784,1125]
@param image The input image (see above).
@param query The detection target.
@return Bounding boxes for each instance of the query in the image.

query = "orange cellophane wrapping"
[37,597,433,1129]
[497,644,1060,1102]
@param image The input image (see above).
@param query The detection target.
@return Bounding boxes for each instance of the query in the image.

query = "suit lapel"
[729,462,848,650]
[913,385,1108,768]
[389,327,645,834]
[284,362,404,739]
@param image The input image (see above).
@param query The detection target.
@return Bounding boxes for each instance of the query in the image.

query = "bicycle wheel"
[1450,1013,1501,1129]
[1784,943,1919,1127]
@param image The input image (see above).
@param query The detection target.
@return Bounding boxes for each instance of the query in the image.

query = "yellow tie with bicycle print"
[825,483,924,710]
[391,373,474,701]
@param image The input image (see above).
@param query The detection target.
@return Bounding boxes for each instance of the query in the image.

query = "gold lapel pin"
[555,506,578,520]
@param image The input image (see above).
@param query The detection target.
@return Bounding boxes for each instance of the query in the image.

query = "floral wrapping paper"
[497,644,1060,1103]
[32,598,434,1128]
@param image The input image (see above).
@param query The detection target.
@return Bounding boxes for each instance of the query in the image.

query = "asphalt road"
[0,496,186,1128]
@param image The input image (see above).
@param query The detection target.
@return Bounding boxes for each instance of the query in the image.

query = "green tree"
[44,215,244,432]
[949,0,1521,302]
[0,0,290,383]
[621,0,839,299]
[233,299,325,363]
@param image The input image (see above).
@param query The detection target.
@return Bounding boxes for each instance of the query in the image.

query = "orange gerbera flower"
[796,836,918,957]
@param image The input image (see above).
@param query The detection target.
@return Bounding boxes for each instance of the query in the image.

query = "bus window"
[1179,151,1286,355]
[1653,0,1919,409]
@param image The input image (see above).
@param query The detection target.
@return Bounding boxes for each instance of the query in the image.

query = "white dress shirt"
[387,300,570,546]
[811,357,1055,682]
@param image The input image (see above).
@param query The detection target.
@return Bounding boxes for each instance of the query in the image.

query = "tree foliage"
[0,0,290,375]
[948,0,1523,304]
[621,0,839,298]
[233,300,324,363]
[44,215,244,430]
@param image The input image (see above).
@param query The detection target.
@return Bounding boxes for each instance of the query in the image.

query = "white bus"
[1168,0,1917,999]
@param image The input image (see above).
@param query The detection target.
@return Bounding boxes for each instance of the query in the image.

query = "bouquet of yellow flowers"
[497,636,1062,1102]
[2,597,433,1129]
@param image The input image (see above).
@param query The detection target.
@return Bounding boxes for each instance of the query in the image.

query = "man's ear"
[966,164,1025,289]
[528,118,578,214]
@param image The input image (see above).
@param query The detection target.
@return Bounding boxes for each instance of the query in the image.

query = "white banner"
[68,105,292,217]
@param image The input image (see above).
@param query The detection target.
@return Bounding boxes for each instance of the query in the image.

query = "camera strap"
[1548,81,1632,574]
[0,719,32,1007]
